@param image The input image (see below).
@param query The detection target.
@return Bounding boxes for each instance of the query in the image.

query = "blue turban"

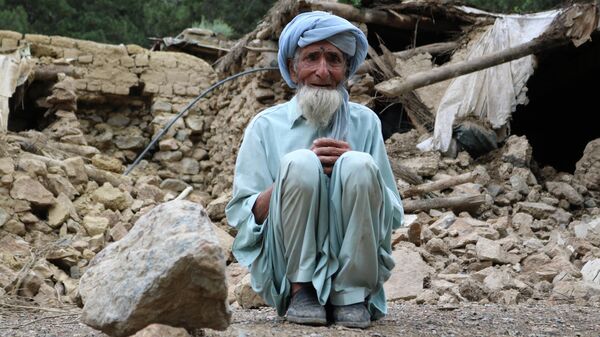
[278,11,369,140]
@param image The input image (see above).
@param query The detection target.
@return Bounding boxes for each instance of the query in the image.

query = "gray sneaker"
[285,287,327,326]
[332,302,371,329]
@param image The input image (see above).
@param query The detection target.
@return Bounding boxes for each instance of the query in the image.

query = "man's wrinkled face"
[289,41,347,88]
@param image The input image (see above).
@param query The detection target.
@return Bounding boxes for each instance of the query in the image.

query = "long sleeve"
[368,114,404,230]
[225,119,274,266]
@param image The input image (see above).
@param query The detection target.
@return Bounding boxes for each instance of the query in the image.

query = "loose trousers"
[249,149,394,318]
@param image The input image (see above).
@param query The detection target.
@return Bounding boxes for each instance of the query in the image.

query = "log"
[357,41,458,74]
[403,194,488,213]
[301,0,454,32]
[375,35,567,97]
[401,167,484,198]
[33,64,82,81]
[85,164,132,188]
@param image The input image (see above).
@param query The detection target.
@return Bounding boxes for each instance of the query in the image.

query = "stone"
[213,224,234,262]
[581,259,600,285]
[130,324,191,337]
[83,215,110,236]
[482,269,513,291]
[234,274,267,309]
[546,181,584,206]
[401,154,440,177]
[114,135,146,150]
[48,193,75,228]
[226,263,249,304]
[10,176,55,207]
[475,237,519,265]
[160,178,190,193]
[574,138,600,191]
[63,157,88,185]
[79,200,230,336]
[3,220,26,236]
[551,281,600,303]
[207,195,231,222]
[0,207,9,227]
[501,135,532,167]
[429,212,456,235]
[384,246,434,300]
[180,158,200,175]
[514,202,557,220]
[46,174,78,200]
[92,183,132,211]
[91,154,123,173]
[109,223,129,241]
[17,157,47,176]
[0,157,15,175]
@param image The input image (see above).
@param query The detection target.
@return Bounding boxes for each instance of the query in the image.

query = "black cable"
[124,66,279,175]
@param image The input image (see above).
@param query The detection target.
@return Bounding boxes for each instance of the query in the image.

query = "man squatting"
[226,11,404,329]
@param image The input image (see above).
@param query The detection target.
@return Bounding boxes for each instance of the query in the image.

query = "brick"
[1,38,18,49]
[120,56,135,68]
[24,34,50,44]
[126,44,146,55]
[0,30,23,40]
[173,84,187,96]
[78,55,94,64]
[50,36,76,48]
[134,54,149,67]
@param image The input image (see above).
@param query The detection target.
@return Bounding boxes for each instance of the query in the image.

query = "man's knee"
[337,151,379,188]
[281,149,321,193]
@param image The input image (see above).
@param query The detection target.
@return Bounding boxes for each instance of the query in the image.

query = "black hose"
[124,66,279,175]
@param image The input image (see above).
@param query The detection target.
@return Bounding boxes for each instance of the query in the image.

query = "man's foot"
[332,302,371,329]
[285,287,327,326]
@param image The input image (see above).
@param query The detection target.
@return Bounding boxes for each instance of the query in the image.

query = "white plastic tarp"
[418,9,560,153]
[0,45,33,132]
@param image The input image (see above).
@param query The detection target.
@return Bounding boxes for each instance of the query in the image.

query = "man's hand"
[311,138,351,176]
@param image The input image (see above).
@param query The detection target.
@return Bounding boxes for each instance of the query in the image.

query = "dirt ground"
[1,301,599,337]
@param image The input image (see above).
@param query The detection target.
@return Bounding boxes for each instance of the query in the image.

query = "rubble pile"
[380,131,600,305]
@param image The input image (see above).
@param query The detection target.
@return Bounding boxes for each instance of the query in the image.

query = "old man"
[226,11,403,328]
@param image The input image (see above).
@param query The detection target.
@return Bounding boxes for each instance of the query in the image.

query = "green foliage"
[339,0,363,7]
[0,0,276,46]
[193,17,235,38]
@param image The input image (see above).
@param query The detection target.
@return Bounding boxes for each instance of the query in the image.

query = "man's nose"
[315,57,330,79]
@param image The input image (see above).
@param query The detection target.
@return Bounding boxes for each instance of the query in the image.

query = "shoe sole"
[286,315,328,326]
[335,320,371,329]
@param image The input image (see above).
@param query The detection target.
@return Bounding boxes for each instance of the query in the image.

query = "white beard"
[296,85,343,129]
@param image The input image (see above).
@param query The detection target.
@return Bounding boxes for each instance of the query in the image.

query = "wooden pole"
[375,36,566,97]
[401,169,482,198]
[403,194,488,213]
[301,0,454,32]
[357,41,458,74]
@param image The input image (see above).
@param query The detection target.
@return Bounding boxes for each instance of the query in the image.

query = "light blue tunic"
[225,97,403,319]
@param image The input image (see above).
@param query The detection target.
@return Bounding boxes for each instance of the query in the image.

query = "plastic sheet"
[0,45,33,132]
[418,9,559,153]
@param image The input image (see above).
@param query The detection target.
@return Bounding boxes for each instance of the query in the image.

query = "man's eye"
[327,54,343,64]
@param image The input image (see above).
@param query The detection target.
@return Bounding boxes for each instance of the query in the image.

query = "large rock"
[10,175,55,207]
[545,181,584,207]
[581,259,600,285]
[501,135,532,167]
[384,245,434,300]
[92,182,132,211]
[574,138,600,191]
[79,200,230,337]
[234,273,267,309]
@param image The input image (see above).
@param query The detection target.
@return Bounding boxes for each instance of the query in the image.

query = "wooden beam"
[301,0,454,32]
[401,168,483,198]
[403,194,488,213]
[375,35,566,97]
[357,42,458,75]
